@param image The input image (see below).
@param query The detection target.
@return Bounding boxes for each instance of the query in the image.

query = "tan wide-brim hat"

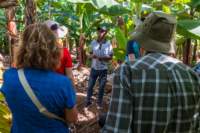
[132,12,177,54]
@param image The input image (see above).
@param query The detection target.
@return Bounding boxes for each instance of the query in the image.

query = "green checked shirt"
[102,53,200,133]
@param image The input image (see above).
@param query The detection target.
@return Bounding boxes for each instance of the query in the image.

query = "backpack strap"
[17,69,66,124]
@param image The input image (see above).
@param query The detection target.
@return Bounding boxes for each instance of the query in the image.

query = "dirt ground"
[73,67,112,133]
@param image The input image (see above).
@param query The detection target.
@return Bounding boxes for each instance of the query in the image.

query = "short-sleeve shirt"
[194,62,200,76]
[125,40,141,61]
[90,40,113,70]
[0,68,76,133]
[56,48,72,75]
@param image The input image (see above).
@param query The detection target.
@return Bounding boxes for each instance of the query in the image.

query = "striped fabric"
[102,53,200,133]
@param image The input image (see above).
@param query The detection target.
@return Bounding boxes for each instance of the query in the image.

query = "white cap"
[44,20,68,38]
[101,26,107,31]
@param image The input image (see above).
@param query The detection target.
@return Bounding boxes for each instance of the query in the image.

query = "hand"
[98,57,102,61]
[92,54,98,59]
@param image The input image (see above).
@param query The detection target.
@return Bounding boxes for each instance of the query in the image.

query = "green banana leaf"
[0,10,6,26]
[113,28,128,61]
[113,48,126,61]
[66,0,118,8]
[177,19,200,40]
[176,34,187,45]
[189,0,200,8]
[115,28,127,50]
[175,0,190,4]
[0,93,11,133]
[99,5,130,16]
[66,0,130,15]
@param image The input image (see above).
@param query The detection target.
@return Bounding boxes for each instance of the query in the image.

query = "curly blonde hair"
[16,23,61,70]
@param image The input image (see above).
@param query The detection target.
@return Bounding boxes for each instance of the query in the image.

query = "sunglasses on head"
[51,24,58,31]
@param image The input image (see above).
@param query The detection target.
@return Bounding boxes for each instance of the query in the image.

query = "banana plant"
[113,27,127,61]
[48,0,131,65]
[66,0,131,16]
[160,0,200,40]
[152,0,200,64]
[0,93,11,133]
[0,9,9,54]
[177,19,200,39]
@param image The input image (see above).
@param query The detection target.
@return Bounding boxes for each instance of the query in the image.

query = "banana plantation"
[0,0,200,133]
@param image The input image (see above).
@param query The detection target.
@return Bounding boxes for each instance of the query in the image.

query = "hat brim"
[132,31,175,54]
[55,27,68,38]
[44,20,68,39]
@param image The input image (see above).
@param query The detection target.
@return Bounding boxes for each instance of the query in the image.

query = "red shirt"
[56,48,73,74]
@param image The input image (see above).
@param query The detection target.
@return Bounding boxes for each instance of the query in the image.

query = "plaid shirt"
[102,53,200,133]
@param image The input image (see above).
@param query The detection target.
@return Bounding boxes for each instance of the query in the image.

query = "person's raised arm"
[65,67,75,87]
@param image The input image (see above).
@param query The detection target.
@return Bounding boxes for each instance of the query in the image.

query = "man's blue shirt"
[0,68,76,133]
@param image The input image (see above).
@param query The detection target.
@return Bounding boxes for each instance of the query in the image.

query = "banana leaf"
[66,0,130,15]
[115,28,127,50]
[113,48,126,61]
[189,0,200,8]
[0,93,11,133]
[177,19,200,40]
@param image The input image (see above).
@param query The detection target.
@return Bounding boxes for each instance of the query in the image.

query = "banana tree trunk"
[77,12,86,67]
[25,0,36,27]
[5,7,17,67]
[77,34,86,67]
[183,39,191,65]
[192,40,197,64]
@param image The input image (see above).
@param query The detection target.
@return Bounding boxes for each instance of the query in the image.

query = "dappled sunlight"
[76,92,98,123]
[75,90,103,133]
[3,114,12,121]
[1,0,200,133]
[189,26,200,36]
[76,92,86,97]
[0,93,11,133]
[78,108,96,122]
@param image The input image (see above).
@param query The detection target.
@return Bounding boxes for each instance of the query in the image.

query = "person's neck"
[145,51,160,55]
[146,51,176,57]
[97,38,106,43]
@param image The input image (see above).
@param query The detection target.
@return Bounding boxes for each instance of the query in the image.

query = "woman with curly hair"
[0,23,78,133]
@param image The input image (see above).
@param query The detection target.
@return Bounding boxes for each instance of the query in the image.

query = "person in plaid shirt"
[102,12,200,133]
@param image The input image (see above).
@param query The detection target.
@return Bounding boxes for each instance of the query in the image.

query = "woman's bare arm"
[64,106,78,123]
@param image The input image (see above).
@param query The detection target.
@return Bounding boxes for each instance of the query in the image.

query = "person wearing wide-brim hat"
[132,11,176,54]
[102,12,200,133]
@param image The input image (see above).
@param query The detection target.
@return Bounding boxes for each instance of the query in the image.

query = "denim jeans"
[86,68,107,106]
